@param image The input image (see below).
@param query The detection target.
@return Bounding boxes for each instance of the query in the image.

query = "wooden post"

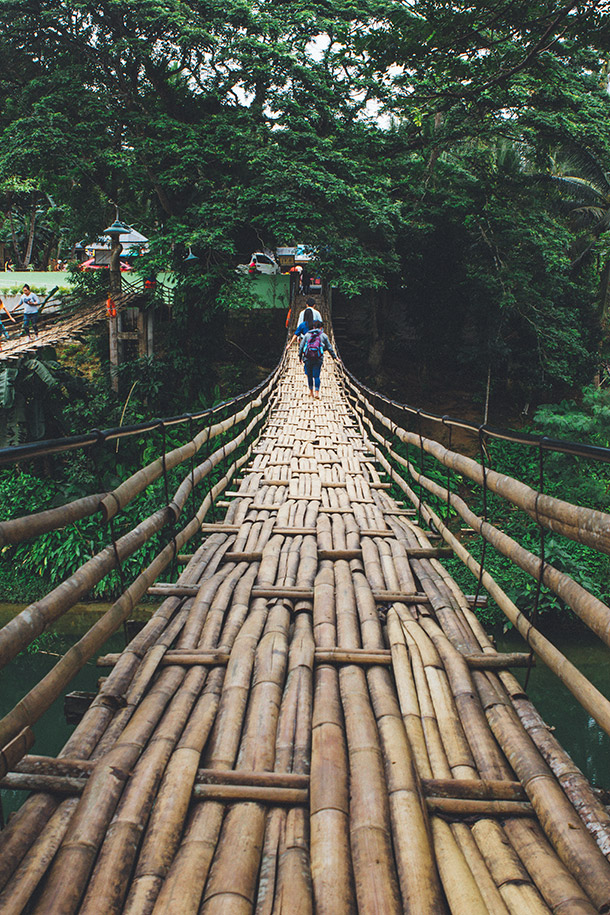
[108,313,119,394]
[108,239,122,392]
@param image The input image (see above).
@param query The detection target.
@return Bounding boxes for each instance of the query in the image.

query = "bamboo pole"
[376,459,610,739]
[330,542,402,914]
[503,818,599,914]
[0,492,106,547]
[310,564,355,914]
[427,797,533,816]
[422,778,526,800]
[197,599,291,915]
[346,372,610,554]
[506,687,610,859]
[448,823,511,915]
[477,674,610,910]
[0,798,80,915]
[386,609,433,778]
[470,818,551,914]
[430,817,490,914]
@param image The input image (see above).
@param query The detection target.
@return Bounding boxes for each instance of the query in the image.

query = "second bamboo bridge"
[0,311,610,913]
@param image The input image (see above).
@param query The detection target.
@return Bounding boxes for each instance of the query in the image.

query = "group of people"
[0,285,40,347]
[292,298,337,398]
[288,264,314,295]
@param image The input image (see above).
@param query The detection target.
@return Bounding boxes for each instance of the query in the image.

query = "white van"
[236,252,280,275]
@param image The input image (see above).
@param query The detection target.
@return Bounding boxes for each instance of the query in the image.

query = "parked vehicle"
[236,252,280,275]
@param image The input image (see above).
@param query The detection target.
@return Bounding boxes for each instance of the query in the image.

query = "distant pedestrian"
[289,264,302,300]
[19,284,40,337]
[301,265,311,295]
[299,320,337,398]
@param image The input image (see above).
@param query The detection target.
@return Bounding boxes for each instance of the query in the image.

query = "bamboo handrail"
[0,405,271,670]
[367,440,610,738]
[1,325,610,911]
[345,373,610,555]
[0,360,285,545]
[358,405,610,649]
[0,431,264,748]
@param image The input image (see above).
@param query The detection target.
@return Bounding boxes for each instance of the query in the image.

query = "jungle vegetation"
[0,0,608,399]
[1,1,610,617]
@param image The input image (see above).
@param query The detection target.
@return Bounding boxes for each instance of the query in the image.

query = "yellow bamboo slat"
[1,323,609,915]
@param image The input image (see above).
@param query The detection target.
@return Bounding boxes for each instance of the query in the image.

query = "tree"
[0,0,608,401]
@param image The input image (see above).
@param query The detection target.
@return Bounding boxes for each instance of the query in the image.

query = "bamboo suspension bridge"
[0,287,150,361]
[0,303,610,913]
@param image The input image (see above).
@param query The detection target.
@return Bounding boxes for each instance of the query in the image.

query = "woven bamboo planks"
[0,333,609,913]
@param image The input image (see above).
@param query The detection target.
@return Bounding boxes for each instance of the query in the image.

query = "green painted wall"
[246,273,290,310]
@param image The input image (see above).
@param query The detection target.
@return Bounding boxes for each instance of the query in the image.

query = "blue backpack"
[303,329,323,362]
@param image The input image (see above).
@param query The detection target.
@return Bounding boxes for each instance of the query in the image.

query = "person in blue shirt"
[293,306,315,340]
[291,300,323,347]
[299,320,337,398]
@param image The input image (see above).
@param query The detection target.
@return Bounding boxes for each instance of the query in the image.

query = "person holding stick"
[299,319,337,398]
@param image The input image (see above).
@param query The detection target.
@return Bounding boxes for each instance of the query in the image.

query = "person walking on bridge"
[0,298,16,347]
[299,319,337,398]
[18,284,40,337]
[290,300,323,349]
[296,298,321,327]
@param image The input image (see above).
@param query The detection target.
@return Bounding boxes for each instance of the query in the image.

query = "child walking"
[299,320,338,397]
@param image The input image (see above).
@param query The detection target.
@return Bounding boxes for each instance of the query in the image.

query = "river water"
[0,604,608,819]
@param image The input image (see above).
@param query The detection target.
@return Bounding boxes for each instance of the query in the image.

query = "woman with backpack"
[298,320,337,397]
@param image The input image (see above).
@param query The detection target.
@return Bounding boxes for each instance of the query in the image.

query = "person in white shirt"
[19,285,40,337]
[296,297,322,326]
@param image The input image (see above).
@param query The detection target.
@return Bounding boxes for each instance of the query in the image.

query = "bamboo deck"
[0,290,141,361]
[1,344,610,913]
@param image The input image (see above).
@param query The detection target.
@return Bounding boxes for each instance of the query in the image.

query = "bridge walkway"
[0,289,146,361]
[0,343,609,913]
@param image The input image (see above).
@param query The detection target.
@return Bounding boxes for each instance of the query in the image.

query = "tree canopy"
[1,0,609,398]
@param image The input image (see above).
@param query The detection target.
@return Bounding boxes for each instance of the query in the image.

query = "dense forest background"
[1,1,610,618]
[1,0,609,409]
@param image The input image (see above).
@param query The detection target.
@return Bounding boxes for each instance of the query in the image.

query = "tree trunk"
[9,207,23,268]
[23,202,37,269]
[368,289,387,382]
[41,235,56,271]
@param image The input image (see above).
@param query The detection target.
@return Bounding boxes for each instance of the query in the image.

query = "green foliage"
[0,387,267,602]
[0,0,609,616]
[0,0,607,398]
[446,389,610,627]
